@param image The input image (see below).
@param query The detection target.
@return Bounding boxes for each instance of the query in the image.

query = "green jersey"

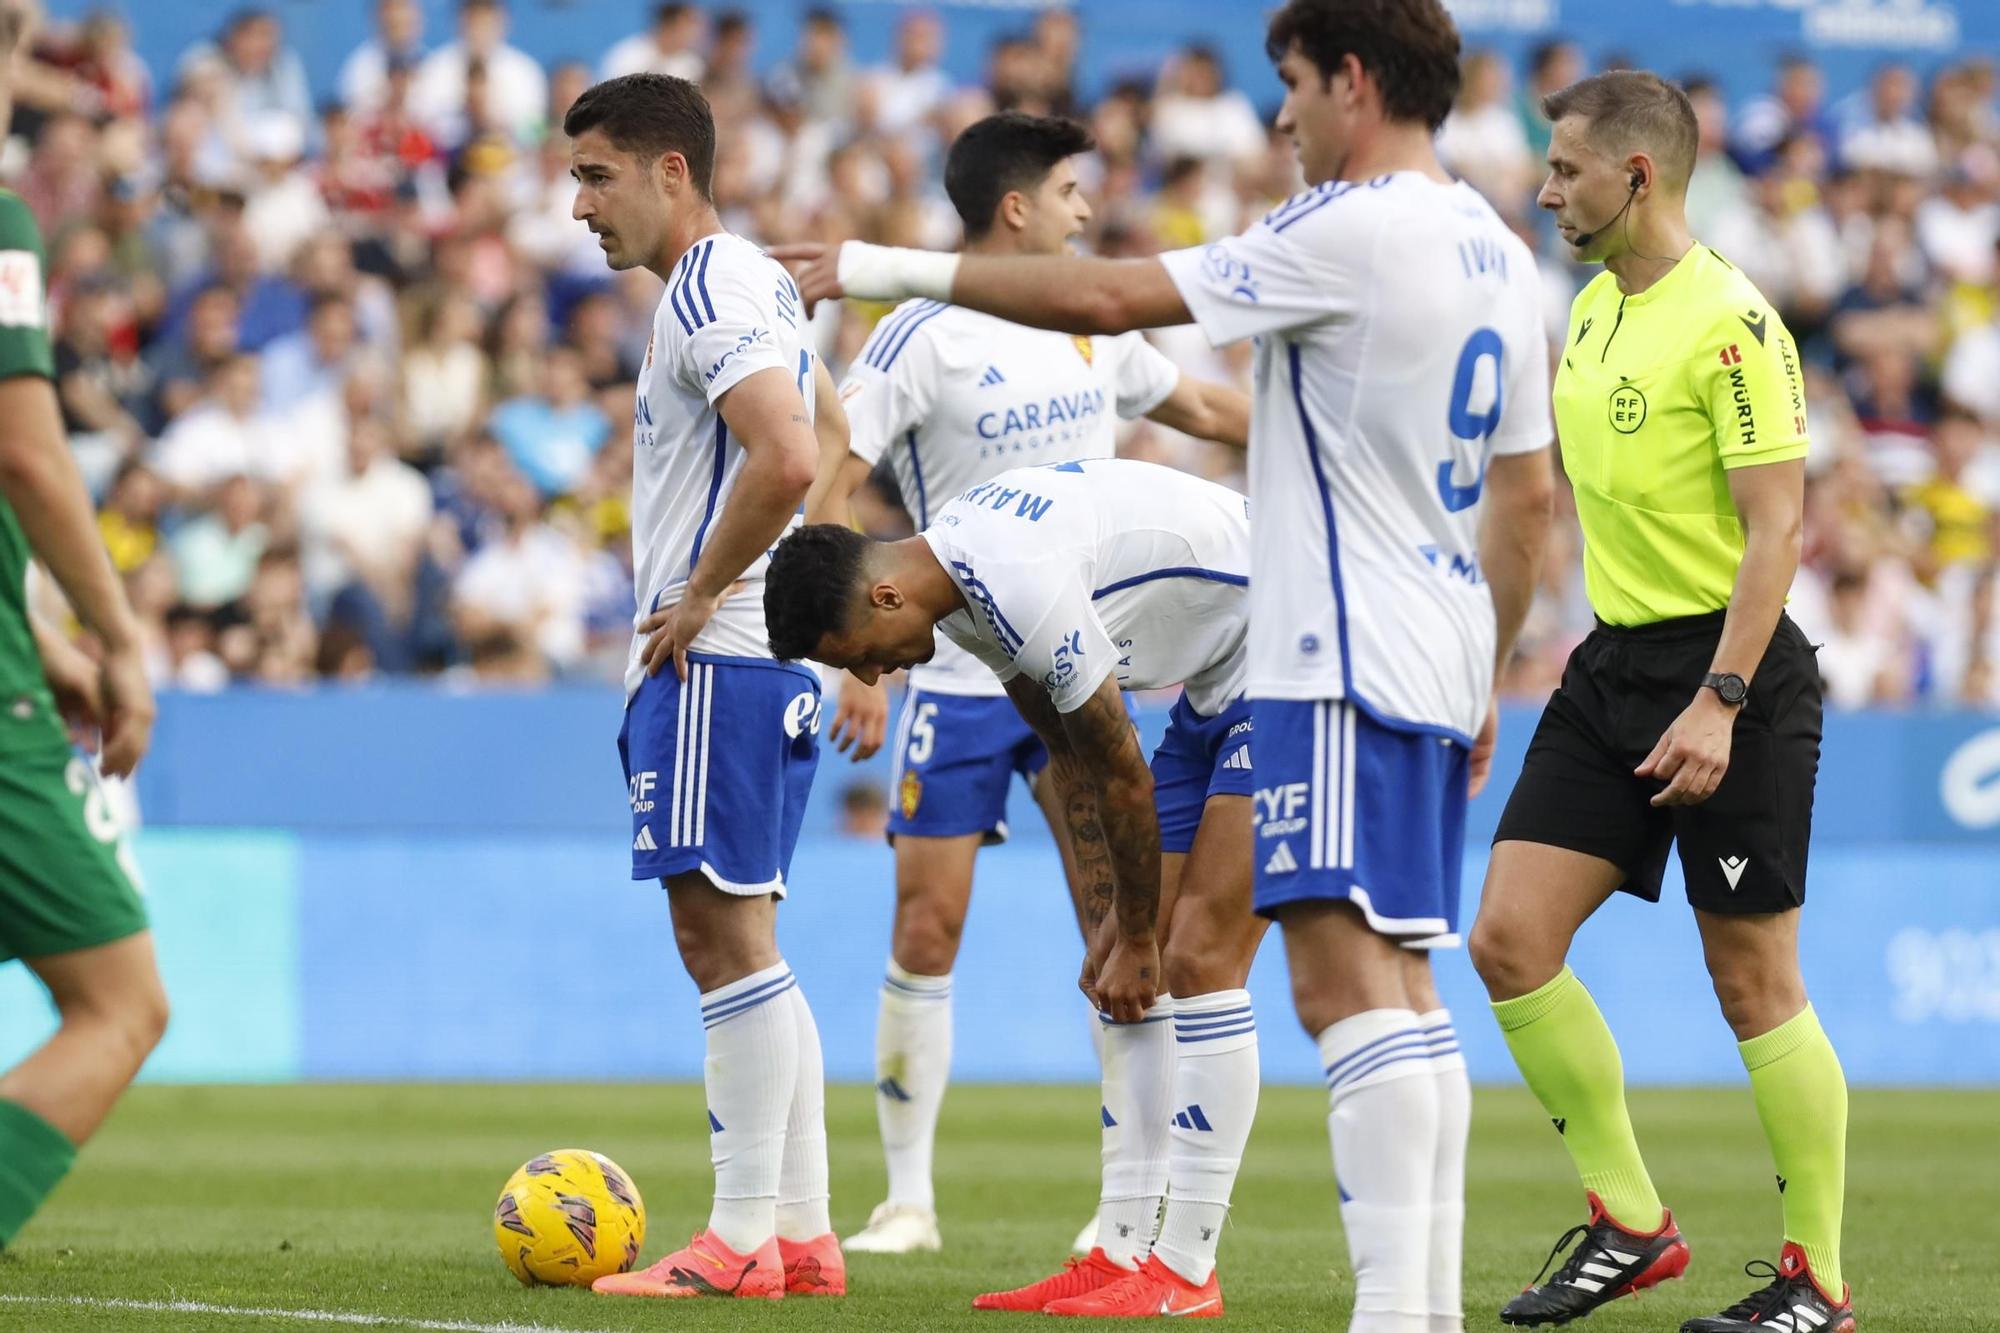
[0,188,58,747]
[1552,244,1808,627]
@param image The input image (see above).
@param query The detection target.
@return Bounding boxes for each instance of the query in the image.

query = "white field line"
[0,1293,621,1333]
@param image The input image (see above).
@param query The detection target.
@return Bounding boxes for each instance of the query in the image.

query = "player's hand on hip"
[828,670,889,760]
[1093,932,1160,1025]
[95,645,156,779]
[639,587,727,681]
[1636,692,1735,807]
[1469,699,1498,798]
[767,242,842,312]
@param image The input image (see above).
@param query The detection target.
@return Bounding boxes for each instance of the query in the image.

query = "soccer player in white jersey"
[774,1,1557,1326]
[811,112,1248,1258]
[563,73,844,1302]
[770,458,1266,1318]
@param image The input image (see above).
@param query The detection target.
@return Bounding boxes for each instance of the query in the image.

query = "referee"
[1467,73,1854,1333]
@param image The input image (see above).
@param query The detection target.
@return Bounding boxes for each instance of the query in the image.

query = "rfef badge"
[898,770,923,819]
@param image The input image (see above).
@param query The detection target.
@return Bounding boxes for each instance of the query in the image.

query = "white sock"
[1153,989,1259,1287]
[874,961,951,1212]
[1420,1010,1469,1333]
[1320,1008,1437,1333]
[699,961,799,1254]
[1098,995,1176,1269]
[777,983,831,1241]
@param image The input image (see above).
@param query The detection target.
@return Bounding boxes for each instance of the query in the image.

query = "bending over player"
[810,111,1248,1257]
[769,458,1264,1318]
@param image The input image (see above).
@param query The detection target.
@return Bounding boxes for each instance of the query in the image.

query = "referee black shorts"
[1494,610,1822,914]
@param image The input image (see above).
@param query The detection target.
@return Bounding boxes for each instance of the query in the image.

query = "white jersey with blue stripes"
[627,231,816,699]
[841,302,1180,697]
[1159,172,1551,743]
[922,458,1249,718]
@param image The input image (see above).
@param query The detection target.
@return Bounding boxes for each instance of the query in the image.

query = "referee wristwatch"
[1701,671,1749,707]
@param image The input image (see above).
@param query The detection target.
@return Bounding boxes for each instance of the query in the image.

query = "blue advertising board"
[3,687,1995,1088]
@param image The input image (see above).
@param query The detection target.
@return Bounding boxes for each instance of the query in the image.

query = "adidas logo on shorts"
[1263,841,1299,875]
[633,826,658,852]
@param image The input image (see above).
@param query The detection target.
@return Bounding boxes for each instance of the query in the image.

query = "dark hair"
[1543,71,1699,190]
[944,111,1094,238]
[653,2,689,21]
[1265,0,1461,132]
[715,10,749,38]
[765,524,874,661]
[563,73,716,198]
[803,6,841,29]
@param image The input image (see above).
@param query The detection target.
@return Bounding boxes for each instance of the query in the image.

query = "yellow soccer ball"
[493,1148,647,1287]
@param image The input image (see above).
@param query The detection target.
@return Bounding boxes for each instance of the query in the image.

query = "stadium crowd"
[9,0,1999,705]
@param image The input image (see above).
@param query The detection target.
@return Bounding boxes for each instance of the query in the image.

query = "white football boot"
[843,1201,943,1254]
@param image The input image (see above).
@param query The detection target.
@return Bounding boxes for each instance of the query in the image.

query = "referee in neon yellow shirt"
[1467,73,1854,1333]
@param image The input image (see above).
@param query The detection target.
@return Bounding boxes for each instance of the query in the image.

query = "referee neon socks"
[1740,1004,1848,1296]
[1491,966,1665,1231]
[0,1097,76,1247]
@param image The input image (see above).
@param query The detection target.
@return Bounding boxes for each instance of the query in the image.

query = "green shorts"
[0,737,147,964]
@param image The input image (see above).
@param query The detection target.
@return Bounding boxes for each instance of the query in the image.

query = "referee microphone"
[1571,169,1644,249]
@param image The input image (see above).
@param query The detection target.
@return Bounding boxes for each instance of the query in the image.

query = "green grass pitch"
[0,1083,1988,1331]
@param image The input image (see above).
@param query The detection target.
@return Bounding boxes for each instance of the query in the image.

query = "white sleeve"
[839,308,939,466]
[952,554,1117,714]
[1492,287,1554,458]
[670,244,794,406]
[1106,332,1181,419]
[1156,187,1366,348]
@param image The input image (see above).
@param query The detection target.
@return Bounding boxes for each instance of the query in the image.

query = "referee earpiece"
[1572,170,1645,249]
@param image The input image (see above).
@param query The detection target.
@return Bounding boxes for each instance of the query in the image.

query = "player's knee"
[1705,955,1804,1039]
[1468,911,1541,997]
[63,974,169,1070]
[891,906,964,976]
[1162,921,1249,998]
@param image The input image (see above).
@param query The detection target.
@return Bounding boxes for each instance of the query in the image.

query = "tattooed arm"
[1005,671,1159,1020]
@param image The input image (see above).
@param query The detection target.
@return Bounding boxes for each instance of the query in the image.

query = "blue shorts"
[1250,698,1468,943]
[886,686,1047,844]
[618,653,822,896]
[1151,693,1255,854]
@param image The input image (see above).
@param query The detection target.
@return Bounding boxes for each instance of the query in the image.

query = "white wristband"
[836,241,961,303]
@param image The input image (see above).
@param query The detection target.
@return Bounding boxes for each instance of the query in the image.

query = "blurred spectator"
[1839,63,1938,180]
[402,292,489,462]
[19,112,101,232]
[242,114,331,274]
[1516,38,1582,162]
[97,461,165,574]
[1733,53,1837,176]
[1831,220,1936,373]
[1032,9,1081,118]
[1942,306,2000,429]
[178,9,314,143]
[452,468,587,678]
[768,7,854,132]
[1439,50,1534,218]
[1903,408,1996,581]
[489,346,611,498]
[409,0,547,149]
[55,274,149,485]
[868,9,949,139]
[260,293,359,414]
[170,473,269,609]
[1708,135,1845,335]
[301,415,435,664]
[1915,161,1999,287]
[1684,76,1752,239]
[599,3,705,84]
[1151,45,1264,172]
[339,0,428,114]
[700,10,759,123]
[151,353,273,496]
[1807,566,1913,707]
[838,779,890,840]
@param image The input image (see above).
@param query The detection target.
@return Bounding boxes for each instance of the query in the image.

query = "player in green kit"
[0,0,166,1254]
